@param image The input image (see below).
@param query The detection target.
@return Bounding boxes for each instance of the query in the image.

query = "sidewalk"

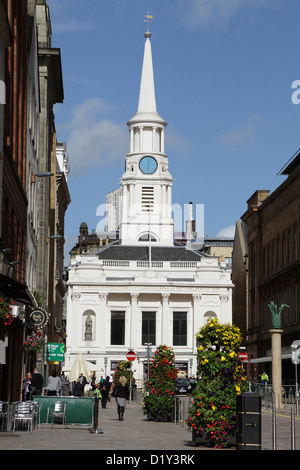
[1,399,300,452]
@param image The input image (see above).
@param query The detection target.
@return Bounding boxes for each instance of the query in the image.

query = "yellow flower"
[221,356,226,362]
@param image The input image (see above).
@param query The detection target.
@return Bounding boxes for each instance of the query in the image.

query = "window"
[111,311,125,345]
[138,233,157,242]
[142,311,156,344]
[173,312,187,346]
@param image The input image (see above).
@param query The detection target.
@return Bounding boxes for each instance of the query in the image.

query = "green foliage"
[143,345,177,421]
[188,318,248,448]
[113,360,134,385]
[0,297,22,337]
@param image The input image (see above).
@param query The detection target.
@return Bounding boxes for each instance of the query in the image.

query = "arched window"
[138,233,157,242]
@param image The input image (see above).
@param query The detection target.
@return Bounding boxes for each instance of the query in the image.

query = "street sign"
[126,350,136,362]
[292,350,300,365]
[239,351,248,362]
[47,343,65,362]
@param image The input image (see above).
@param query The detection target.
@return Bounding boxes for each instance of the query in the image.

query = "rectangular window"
[173,312,187,346]
[111,311,125,345]
[142,311,156,345]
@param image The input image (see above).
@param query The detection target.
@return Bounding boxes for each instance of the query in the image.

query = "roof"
[278,149,300,175]
[97,243,205,262]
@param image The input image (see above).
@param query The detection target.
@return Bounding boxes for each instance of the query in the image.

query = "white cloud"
[165,124,191,154]
[178,0,283,31]
[66,98,128,174]
[216,225,235,238]
[217,114,263,150]
[52,19,97,34]
[217,124,256,150]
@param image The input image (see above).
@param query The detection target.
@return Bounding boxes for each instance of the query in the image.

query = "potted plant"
[187,318,248,448]
[143,345,177,422]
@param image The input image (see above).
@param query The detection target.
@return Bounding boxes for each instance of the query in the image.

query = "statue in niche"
[84,314,93,341]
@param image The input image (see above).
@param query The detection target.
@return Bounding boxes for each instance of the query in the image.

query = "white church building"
[64,26,233,386]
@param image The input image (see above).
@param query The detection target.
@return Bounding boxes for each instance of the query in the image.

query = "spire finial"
[144,11,154,38]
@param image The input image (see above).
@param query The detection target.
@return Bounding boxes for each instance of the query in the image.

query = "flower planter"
[192,427,236,448]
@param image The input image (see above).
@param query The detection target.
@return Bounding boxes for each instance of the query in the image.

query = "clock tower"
[120,26,174,246]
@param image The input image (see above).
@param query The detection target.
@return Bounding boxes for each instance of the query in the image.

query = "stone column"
[162,293,170,345]
[98,293,108,350]
[130,293,139,348]
[270,329,283,409]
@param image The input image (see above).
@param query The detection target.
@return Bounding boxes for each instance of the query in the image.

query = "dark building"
[232,149,300,384]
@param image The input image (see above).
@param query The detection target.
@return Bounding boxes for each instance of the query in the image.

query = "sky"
[47,0,300,262]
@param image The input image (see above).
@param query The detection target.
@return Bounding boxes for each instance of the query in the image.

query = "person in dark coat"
[101,376,110,409]
[113,375,130,421]
[73,378,84,397]
[31,368,43,396]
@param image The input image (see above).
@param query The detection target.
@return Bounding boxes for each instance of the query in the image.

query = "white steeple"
[128,26,166,127]
[120,18,174,247]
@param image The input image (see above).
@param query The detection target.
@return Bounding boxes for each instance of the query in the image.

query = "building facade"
[232,150,300,383]
[65,28,233,385]
[0,0,68,401]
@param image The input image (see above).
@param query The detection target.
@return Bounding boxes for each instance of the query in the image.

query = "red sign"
[126,350,136,362]
[239,351,248,362]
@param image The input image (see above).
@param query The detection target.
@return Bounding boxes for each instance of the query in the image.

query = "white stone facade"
[65,29,233,386]
[65,253,232,385]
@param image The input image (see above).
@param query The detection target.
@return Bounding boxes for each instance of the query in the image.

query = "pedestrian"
[46,369,62,396]
[101,376,110,409]
[90,371,96,391]
[22,372,33,401]
[261,372,269,384]
[113,375,130,421]
[73,378,84,397]
[31,368,43,396]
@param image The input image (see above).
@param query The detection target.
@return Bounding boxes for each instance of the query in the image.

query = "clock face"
[139,156,158,174]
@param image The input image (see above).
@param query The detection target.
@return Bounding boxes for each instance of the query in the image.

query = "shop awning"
[0,274,37,307]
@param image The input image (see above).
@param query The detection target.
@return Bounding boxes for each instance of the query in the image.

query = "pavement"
[1,397,300,456]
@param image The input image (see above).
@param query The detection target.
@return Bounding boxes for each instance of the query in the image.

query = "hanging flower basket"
[0,297,22,337]
[24,331,45,352]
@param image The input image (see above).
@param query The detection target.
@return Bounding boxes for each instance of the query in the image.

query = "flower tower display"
[143,345,177,422]
[113,360,134,386]
[188,318,248,448]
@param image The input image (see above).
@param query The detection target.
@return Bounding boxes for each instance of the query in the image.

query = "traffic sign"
[238,351,248,362]
[292,350,300,365]
[126,350,136,362]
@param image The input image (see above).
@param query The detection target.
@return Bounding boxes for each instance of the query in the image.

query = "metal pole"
[296,362,299,415]
[89,396,103,434]
[291,403,296,450]
[272,390,277,450]
[129,361,132,405]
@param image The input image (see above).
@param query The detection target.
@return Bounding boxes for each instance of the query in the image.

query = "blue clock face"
[139,156,158,174]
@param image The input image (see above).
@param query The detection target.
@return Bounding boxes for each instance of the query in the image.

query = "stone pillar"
[130,293,139,348]
[270,329,283,409]
[162,293,170,345]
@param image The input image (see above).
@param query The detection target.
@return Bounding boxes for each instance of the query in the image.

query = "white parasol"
[67,352,91,383]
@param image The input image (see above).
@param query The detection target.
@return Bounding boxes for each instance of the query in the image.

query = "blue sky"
[47,0,300,261]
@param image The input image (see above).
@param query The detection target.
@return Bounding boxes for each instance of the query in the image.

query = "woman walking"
[113,375,129,421]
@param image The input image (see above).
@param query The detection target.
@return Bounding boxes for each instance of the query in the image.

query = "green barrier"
[34,396,94,425]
